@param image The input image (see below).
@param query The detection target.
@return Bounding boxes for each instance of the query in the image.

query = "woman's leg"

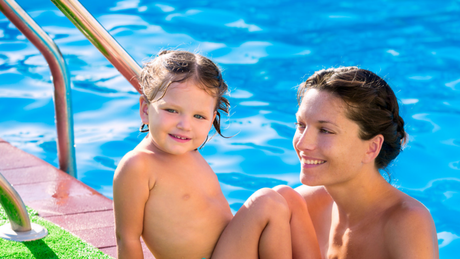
[274,185,322,259]
[211,188,292,259]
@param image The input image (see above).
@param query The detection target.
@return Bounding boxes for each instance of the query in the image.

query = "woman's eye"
[194,114,205,119]
[320,128,333,134]
[295,122,305,129]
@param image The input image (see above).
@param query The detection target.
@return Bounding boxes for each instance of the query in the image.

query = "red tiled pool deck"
[0,137,155,258]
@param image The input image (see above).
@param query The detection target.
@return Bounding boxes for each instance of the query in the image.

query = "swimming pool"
[1,0,459,256]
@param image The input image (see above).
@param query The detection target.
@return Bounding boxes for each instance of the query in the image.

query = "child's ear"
[362,134,384,164]
[139,96,149,124]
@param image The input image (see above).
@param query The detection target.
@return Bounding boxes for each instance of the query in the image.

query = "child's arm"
[113,151,154,259]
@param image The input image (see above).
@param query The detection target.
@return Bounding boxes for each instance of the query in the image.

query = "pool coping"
[0,137,154,258]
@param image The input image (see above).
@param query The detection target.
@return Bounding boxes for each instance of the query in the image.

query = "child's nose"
[177,115,192,131]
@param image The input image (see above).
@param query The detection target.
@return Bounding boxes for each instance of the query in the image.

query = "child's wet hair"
[139,50,230,138]
[297,67,407,170]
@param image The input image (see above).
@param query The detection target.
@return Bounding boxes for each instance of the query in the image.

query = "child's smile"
[169,133,191,142]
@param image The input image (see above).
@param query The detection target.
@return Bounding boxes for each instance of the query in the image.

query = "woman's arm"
[113,151,153,259]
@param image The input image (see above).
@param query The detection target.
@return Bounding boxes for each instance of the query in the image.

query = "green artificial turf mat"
[0,206,112,258]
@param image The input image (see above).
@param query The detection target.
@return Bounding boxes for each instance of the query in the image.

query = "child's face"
[140,81,217,155]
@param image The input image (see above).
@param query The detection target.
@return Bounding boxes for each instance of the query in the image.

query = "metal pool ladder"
[1,0,144,176]
[0,172,48,241]
[1,0,77,177]
[0,0,143,241]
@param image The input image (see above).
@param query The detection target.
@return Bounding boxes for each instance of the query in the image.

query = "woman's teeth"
[303,159,326,165]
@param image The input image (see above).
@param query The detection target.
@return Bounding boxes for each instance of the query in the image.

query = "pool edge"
[0,137,154,258]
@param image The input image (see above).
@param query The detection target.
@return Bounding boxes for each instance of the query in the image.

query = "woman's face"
[293,89,371,187]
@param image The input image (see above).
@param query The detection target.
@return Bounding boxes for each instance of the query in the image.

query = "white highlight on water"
[225,19,262,32]
[438,231,460,248]
[386,49,400,56]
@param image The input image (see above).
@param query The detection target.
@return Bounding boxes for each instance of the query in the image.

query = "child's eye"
[165,109,177,113]
[194,114,205,119]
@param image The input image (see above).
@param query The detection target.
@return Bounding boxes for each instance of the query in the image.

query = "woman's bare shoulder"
[385,190,434,225]
[383,191,439,258]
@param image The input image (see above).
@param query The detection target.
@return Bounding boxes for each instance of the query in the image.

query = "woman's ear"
[140,96,149,124]
[362,134,384,164]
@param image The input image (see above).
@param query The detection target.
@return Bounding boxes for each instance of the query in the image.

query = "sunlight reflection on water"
[1,0,459,256]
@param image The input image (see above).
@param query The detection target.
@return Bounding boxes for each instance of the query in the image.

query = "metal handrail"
[0,172,48,241]
[51,0,142,93]
[0,173,30,232]
[0,0,77,177]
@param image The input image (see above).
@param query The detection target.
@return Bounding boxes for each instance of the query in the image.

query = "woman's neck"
[324,166,395,227]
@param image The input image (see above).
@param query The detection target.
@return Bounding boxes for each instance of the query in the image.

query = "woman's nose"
[294,129,316,151]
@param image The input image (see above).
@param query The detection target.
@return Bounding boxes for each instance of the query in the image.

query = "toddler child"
[113,50,233,259]
[113,50,316,259]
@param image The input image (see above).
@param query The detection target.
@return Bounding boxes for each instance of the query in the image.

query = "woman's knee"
[245,188,290,218]
[273,185,308,210]
[273,185,295,196]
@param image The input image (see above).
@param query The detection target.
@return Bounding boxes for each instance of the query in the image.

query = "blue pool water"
[1,0,459,256]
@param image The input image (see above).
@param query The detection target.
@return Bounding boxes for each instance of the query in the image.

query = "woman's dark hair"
[139,50,230,139]
[297,66,407,169]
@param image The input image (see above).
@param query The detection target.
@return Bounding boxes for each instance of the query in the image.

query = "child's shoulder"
[119,148,152,167]
[114,149,160,180]
[113,150,157,204]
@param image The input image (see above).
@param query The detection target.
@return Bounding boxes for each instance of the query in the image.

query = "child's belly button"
[182,194,190,200]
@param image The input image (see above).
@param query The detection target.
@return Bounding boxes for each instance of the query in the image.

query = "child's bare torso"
[140,148,233,259]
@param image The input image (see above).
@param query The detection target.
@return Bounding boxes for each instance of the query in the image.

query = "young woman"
[276,67,439,259]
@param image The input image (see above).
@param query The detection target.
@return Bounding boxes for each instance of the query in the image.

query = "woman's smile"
[300,154,327,168]
[302,159,326,166]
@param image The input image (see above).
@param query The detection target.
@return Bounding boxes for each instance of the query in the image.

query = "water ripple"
[1,1,459,256]
[217,172,287,190]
